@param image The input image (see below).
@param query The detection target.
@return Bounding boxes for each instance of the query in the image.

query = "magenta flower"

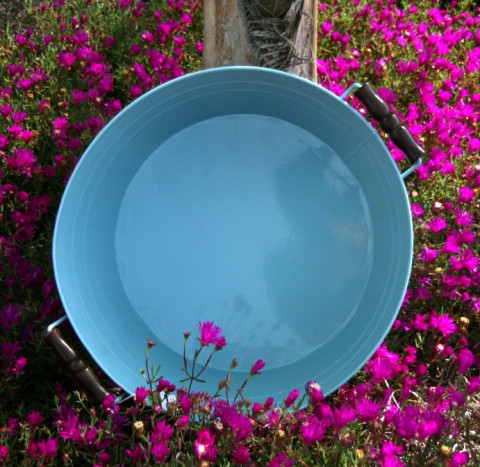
[100,393,116,412]
[0,134,8,148]
[379,440,405,467]
[458,186,475,204]
[460,249,479,272]
[52,116,68,139]
[157,378,175,392]
[418,247,438,264]
[284,388,300,407]
[0,104,12,118]
[0,446,8,463]
[178,391,192,414]
[118,0,132,9]
[71,89,87,105]
[27,411,45,429]
[198,321,226,348]
[425,217,448,232]
[356,396,381,422]
[9,356,27,375]
[467,376,480,395]
[0,304,20,331]
[151,419,173,461]
[134,386,149,404]
[227,411,252,442]
[267,453,295,467]
[177,414,189,429]
[6,148,37,177]
[193,428,217,462]
[231,445,251,466]
[393,406,420,440]
[58,52,77,69]
[366,345,403,384]
[11,110,28,124]
[126,444,146,463]
[457,348,475,374]
[34,438,57,461]
[333,405,356,430]
[455,209,475,227]
[450,451,469,467]
[418,410,445,439]
[429,312,457,337]
[250,359,265,375]
[300,414,325,444]
[58,414,81,441]
[305,380,324,406]
[442,233,462,254]
[468,136,480,153]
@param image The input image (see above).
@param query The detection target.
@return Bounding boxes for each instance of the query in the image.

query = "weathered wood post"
[202,0,318,81]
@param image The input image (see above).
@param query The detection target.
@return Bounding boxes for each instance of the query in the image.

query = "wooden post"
[202,0,318,81]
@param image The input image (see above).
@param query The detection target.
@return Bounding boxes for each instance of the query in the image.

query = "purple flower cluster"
[0,0,201,388]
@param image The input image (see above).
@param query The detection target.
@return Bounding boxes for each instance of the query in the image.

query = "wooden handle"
[46,327,110,403]
[354,82,425,164]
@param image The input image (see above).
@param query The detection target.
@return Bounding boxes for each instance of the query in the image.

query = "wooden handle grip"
[46,327,110,403]
[354,82,425,165]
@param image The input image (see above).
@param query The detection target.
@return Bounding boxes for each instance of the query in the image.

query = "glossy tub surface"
[53,67,413,402]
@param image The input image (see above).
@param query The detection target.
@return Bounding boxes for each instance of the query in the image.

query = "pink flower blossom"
[458,186,475,204]
[6,148,37,177]
[250,359,265,375]
[193,428,217,462]
[58,52,77,68]
[467,376,480,395]
[157,378,175,392]
[231,445,251,466]
[430,312,457,336]
[126,444,146,463]
[226,411,252,442]
[305,380,323,405]
[11,110,28,124]
[0,133,8,148]
[300,414,325,444]
[450,451,469,467]
[457,348,475,374]
[284,388,300,407]
[333,405,356,430]
[0,304,20,331]
[356,397,381,422]
[9,356,27,374]
[177,414,189,429]
[380,440,405,467]
[0,446,8,463]
[100,393,116,412]
[27,411,45,429]
[169,389,189,414]
[134,386,149,404]
[450,249,479,273]
[0,104,13,118]
[31,438,57,461]
[442,233,462,254]
[267,453,295,467]
[198,321,226,348]
[468,137,480,153]
[151,420,173,463]
[366,344,403,384]
[418,247,438,264]
[455,209,475,227]
[426,217,448,232]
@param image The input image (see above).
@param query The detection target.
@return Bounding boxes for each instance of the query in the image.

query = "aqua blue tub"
[52,67,421,402]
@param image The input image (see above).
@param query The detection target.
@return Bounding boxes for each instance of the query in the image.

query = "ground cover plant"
[0,0,479,464]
